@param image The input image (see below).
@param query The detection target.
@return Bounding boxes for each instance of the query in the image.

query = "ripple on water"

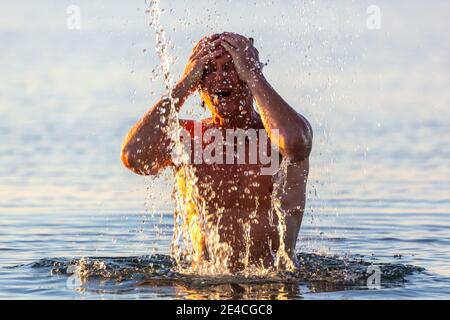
[20,253,425,298]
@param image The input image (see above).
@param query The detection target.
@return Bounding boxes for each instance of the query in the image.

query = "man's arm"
[250,74,313,162]
[121,36,223,175]
[220,33,313,162]
[279,159,309,259]
[120,82,189,175]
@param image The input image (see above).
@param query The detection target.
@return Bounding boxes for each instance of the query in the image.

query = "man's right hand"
[178,35,223,95]
[121,35,225,176]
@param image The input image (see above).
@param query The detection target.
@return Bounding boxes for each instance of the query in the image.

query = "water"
[1,0,450,299]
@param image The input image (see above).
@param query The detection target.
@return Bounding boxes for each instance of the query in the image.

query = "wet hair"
[198,34,257,110]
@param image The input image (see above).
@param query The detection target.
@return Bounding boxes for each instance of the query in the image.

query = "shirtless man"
[121,32,313,271]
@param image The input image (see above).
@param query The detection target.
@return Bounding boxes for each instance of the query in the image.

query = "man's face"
[198,49,251,115]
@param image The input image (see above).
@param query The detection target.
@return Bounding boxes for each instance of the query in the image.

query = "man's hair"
[197,33,255,109]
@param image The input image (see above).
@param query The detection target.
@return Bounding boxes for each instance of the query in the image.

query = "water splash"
[26,253,425,298]
[144,0,302,276]
[271,158,297,270]
[145,0,232,275]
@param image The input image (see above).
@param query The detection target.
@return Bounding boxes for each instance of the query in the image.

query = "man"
[121,32,313,272]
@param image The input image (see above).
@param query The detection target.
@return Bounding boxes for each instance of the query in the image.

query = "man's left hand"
[219,32,263,86]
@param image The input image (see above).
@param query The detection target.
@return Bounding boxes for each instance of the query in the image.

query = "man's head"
[196,33,254,118]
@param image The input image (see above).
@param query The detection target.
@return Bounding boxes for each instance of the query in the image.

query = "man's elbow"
[120,144,163,176]
[121,145,147,175]
[283,126,313,162]
[121,145,138,172]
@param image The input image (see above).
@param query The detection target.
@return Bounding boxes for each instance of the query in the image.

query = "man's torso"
[174,118,309,270]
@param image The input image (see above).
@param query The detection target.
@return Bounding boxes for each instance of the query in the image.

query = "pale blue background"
[0,0,449,298]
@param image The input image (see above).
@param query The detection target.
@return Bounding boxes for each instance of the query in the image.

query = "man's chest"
[181,162,274,210]
[176,122,282,209]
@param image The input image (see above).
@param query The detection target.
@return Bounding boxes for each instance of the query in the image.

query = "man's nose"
[214,64,232,84]
[213,55,231,82]
[214,66,226,82]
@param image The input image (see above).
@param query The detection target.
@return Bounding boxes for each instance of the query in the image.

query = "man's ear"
[249,37,254,45]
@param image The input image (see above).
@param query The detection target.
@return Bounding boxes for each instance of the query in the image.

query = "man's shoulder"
[177,118,217,139]
[178,118,207,130]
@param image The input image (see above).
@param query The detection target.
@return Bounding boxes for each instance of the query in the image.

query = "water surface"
[0,0,449,299]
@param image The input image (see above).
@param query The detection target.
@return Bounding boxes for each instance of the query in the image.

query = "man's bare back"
[121,33,313,272]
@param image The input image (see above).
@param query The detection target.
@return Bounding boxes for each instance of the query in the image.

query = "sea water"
[0,0,449,299]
